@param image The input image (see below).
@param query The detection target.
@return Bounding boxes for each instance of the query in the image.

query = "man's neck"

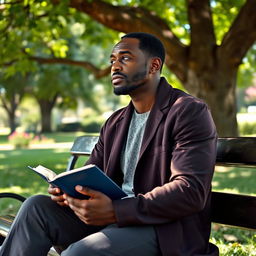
[130,76,160,113]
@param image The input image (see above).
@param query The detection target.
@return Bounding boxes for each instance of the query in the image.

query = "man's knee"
[17,195,52,218]
[61,243,94,256]
[22,194,50,209]
[61,235,107,256]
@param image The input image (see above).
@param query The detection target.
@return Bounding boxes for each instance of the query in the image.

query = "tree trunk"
[51,0,256,136]
[182,63,238,137]
[8,110,17,134]
[0,95,19,134]
[38,98,56,133]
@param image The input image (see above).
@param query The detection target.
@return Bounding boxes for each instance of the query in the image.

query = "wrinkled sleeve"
[113,100,217,226]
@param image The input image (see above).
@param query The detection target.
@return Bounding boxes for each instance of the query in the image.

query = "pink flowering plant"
[31,135,54,144]
[8,131,33,149]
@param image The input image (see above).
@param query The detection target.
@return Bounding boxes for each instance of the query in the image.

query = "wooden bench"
[1,136,256,254]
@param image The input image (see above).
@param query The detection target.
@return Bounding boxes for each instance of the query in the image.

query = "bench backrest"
[213,137,256,230]
[68,136,256,230]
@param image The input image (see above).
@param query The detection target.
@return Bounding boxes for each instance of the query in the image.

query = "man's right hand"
[48,185,66,206]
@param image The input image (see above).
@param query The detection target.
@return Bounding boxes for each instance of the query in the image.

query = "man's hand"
[64,185,117,226]
[48,185,66,207]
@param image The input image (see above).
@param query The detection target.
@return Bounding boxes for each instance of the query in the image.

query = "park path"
[0,142,73,151]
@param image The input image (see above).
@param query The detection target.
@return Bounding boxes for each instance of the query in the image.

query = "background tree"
[1,0,256,136]
[0,73,28,134]
[63,0,256,136]
[0,2,115,132]
[28,64,101,133]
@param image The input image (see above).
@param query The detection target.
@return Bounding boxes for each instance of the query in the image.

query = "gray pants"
[0,195,160,256]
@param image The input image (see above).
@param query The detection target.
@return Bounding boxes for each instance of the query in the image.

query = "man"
[0,32,218,256]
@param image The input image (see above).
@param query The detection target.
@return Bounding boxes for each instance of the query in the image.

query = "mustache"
[112,72,127,79]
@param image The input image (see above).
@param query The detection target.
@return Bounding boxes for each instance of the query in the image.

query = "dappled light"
[0,0,256,254]
[213,166,256,196]
[0,186,31,195]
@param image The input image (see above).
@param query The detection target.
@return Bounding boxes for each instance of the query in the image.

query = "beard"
[113,69,148,96]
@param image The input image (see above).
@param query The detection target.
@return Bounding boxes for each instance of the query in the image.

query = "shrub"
[8,132,33,149]
[82,121,102,133]
[57,122,83,132]
[31,135,55,144]
[239,122,256,135]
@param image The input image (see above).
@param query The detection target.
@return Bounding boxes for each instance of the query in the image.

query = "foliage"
[31,134,54,144]
[237,45,256,88]
[8,131,33,148]
[211,224,256,256]
[1,0,255,87]
[239,121,256,135]
[0,72,28,132]
[1,0,256,136]
[7,131,55,148]
[82,115,105,133]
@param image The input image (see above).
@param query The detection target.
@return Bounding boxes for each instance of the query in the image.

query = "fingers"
[75,186,102,199]
[48,185,62,195]
[63,194,86,209]
[63,187,115,226]
[48,185,66,206]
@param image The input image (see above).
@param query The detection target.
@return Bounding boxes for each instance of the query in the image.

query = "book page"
[54,164,95,179]
[33,165,57,181]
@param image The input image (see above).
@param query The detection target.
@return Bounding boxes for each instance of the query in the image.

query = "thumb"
[75,185,102,198]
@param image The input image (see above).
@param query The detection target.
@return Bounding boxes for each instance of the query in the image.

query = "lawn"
[0,132,255,255]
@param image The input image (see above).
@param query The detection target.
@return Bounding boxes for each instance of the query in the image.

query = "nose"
[111,59,122,72]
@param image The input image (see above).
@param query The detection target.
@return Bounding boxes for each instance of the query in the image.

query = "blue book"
[28,164,127,200]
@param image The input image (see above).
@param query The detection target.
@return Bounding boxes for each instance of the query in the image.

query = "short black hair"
[121,32,165,71]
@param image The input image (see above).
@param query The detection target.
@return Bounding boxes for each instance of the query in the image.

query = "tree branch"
[220,0,256,66]
[187,0,216,53]
[51,0,188,82]
[29,56,111,79]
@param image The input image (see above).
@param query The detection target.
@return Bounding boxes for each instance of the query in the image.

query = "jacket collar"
[106,77,174,176]
[139,77,173,159]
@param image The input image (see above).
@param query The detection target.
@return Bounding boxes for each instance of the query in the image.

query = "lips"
[111,74,125,85]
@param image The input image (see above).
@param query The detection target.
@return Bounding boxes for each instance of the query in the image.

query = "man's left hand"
[63,185,117,226]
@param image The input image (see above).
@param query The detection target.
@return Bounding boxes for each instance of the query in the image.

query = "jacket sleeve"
[113,99,217,226]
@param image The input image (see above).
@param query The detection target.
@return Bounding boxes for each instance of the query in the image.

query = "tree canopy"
[1,0,256,135]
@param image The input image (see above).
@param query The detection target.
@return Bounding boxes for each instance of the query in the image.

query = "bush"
[57,122,83,132]
[8,132,33,149]
[81,116,105,133]
[82,121,102,133]
[239,122,256,135]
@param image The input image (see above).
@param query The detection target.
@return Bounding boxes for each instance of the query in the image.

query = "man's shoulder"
[159,77,207,109]
[171,87,207,107]
[104,105,130,124]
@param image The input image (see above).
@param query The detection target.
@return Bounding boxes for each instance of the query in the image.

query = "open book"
[28,164,127,200]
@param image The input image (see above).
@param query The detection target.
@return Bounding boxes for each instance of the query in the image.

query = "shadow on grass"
[212,166,256,195]
[0,148,70,196]
[0,135,8,144]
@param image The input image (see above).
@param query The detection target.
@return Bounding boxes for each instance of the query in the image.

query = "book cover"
[28,164,127,200]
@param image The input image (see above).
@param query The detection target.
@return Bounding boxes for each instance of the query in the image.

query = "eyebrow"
[110,50,133,58]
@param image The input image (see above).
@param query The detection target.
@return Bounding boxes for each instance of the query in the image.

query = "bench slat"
[216,137,256,167]
[211,191,256,229]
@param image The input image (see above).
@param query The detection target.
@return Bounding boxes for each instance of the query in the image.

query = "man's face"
[110,38,150,95]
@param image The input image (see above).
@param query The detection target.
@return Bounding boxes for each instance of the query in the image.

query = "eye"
[121,56,130,61]
[110,59,115,65]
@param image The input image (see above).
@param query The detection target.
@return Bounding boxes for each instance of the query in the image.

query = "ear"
[149,57,162,74]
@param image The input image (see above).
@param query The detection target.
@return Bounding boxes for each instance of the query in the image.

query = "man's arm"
[113,99,217,226]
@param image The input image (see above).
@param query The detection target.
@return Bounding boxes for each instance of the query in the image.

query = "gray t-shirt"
[121,110,150,197]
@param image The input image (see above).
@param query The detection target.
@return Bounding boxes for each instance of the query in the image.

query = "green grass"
[211,166,256,255]
[0,131,85,144]
[0,132,89,215]
[0,132,255,255]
